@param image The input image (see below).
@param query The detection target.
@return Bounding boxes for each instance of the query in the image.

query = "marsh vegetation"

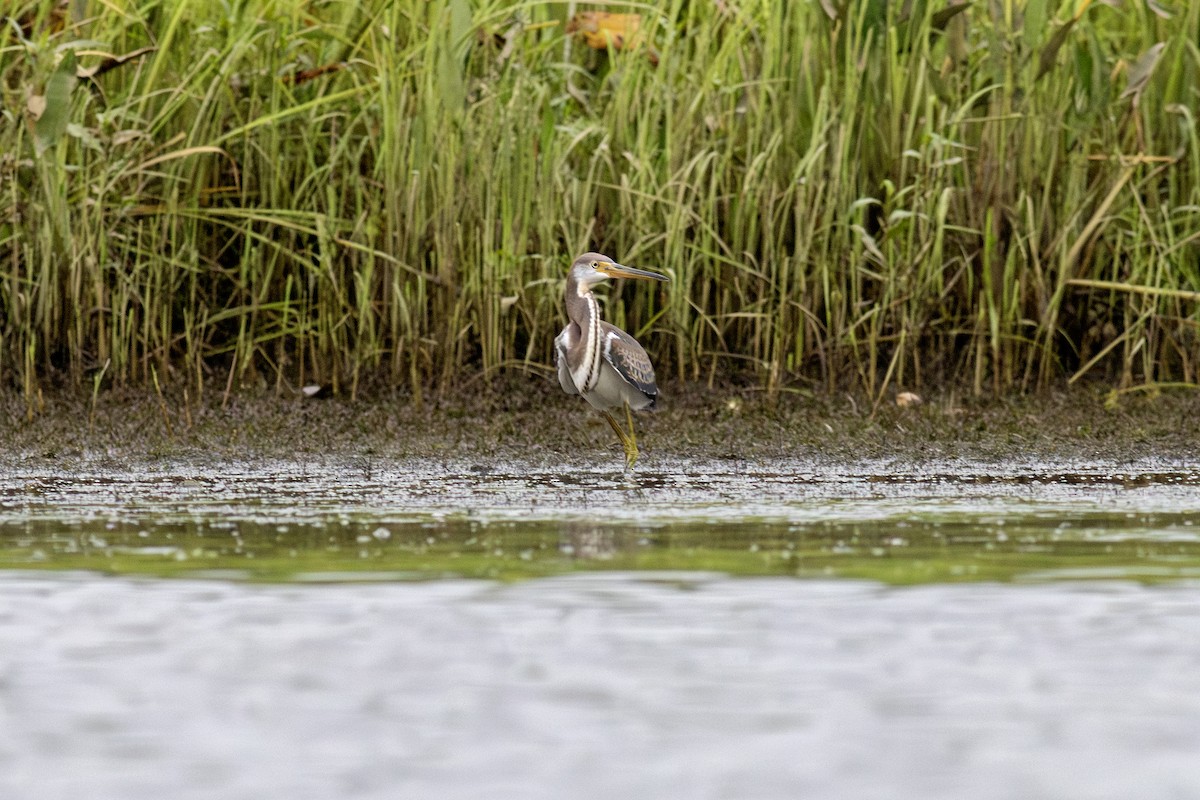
[2,0,1198,409]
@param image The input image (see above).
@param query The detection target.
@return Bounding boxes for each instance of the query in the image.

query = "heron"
[554,252,669,469]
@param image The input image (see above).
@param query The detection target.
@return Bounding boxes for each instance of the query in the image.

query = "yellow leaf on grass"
[566,12,644,52]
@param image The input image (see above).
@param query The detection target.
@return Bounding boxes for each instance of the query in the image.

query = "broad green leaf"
[34,50,78,155]
[1023,0,1047,51]
[1035,19,1077,83]
[931,2,972,32]
[448,0,472,56]
[435,0,471,114]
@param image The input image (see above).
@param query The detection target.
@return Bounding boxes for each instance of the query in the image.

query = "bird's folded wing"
[601,323,657,397]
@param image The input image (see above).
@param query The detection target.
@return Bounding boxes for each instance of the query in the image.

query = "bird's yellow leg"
[603,410,639,470]
[623,401,638,455]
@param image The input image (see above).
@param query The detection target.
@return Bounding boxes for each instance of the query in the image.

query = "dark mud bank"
[2,381,1198,468]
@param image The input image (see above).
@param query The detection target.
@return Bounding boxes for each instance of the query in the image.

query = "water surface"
[3,456,1200,799]
[2,456,1199,582]
[2,573,1199,800]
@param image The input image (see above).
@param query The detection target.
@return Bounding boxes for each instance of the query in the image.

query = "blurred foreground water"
[2,574,1199,800]
[2,456,1200,799]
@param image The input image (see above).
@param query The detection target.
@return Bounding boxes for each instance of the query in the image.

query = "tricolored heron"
[555,252,669,469]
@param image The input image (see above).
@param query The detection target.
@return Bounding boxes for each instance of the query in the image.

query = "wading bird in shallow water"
[555,252,669,469]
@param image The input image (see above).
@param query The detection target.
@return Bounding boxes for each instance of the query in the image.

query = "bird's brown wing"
[600,322,657,401]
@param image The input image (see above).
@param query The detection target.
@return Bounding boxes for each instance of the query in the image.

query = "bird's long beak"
[597,261,670,282]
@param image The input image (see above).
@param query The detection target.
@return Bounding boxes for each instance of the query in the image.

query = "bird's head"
[570,252,669,289]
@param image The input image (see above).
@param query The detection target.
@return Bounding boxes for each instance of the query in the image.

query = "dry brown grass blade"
[75,46,157,80]
[1062,166,1136,275]
[1065,279,1200,303]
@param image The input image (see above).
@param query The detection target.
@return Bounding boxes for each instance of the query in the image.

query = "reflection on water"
[2,458,1200,582]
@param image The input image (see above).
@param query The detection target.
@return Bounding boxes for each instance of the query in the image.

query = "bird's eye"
[591,262,598,269]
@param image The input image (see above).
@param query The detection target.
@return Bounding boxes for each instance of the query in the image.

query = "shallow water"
[2,456,1200,582]
[3,574,1200,800]
[2,456,1200,798]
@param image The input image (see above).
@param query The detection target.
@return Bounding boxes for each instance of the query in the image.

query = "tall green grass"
[2,0,1198,407]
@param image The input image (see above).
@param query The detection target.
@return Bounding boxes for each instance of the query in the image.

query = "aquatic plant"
[1,0,1197,407]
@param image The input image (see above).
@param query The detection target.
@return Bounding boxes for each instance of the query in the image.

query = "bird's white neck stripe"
[571,293,602,392]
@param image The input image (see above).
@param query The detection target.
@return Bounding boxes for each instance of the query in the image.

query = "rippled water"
[2,456,1200,799]
[3,574,1200,800]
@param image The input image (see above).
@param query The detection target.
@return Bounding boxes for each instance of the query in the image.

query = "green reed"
[1,0,1198,407]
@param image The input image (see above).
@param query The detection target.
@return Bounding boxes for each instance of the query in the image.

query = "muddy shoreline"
[3,379,1200,585]
[2,378,1198,467]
